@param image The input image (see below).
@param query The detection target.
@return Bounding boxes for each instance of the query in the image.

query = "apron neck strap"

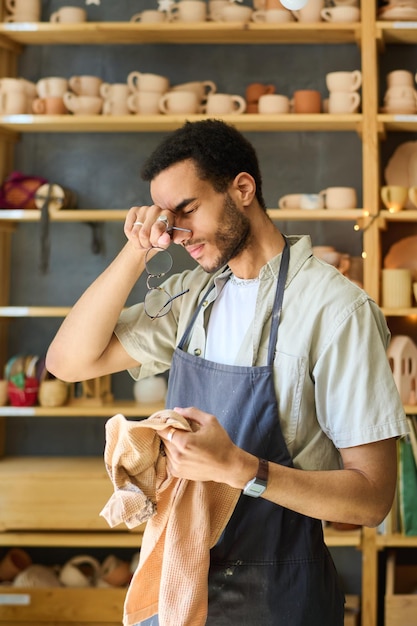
[178,237,290,360]
[267,236,289,366]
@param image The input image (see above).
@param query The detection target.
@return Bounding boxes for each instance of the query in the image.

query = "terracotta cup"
[292,89,321,113]
[32,96,68,115]
[0,548,32,582]
[245,82,275,103]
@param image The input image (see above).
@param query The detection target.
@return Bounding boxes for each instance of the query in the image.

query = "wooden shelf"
[377,21,417,45]
[381,307,417,317]
[0,530,143,547]
[0,305,70,317]
[323,526,362,548]
[0,22,362,46]
[0,400,164,417]
[378,113,417,133]
[376,532,417,548]
[0,113,362,134]
[0,208,364,224]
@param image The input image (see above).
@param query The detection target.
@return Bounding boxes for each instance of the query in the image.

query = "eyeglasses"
[144,247,189,320]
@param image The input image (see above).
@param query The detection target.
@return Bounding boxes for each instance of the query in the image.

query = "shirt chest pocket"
[258,347,309,451]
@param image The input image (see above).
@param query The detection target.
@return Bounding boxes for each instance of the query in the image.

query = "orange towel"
[100,411,240,626]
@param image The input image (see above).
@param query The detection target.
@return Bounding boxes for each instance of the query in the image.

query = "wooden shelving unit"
[0,7,416,626]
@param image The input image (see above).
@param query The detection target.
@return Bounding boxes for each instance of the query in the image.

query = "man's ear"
[232,172,256,206]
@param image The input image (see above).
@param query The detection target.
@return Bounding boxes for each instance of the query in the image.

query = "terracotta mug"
[292,89,322,113]
[0,548,32,582]
[245,82,275,103]
[32,96,68,115]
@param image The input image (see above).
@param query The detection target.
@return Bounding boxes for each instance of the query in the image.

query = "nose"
[170,225,192,245]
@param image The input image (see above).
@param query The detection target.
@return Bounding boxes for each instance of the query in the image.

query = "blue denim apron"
[139,241,344,626]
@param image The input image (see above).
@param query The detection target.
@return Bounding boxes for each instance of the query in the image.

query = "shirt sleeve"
[313,298,409,449]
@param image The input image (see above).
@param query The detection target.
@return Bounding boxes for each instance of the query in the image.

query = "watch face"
[243,479,267,498]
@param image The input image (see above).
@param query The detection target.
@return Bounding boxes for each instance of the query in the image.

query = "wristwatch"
[242,458,269,498]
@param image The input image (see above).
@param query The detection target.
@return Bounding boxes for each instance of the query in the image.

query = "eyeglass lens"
[144,248,189,319]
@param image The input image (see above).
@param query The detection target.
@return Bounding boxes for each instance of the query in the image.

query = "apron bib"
[139,241,344,626]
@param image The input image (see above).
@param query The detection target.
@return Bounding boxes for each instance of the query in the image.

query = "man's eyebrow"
[173,197,197,213]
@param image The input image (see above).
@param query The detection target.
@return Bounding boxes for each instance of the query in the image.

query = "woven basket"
[38,379,69,407]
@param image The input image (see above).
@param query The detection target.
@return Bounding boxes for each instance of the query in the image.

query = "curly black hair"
[141,119,266,211]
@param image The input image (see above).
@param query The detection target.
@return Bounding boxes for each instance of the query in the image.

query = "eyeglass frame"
[144,247,190,320]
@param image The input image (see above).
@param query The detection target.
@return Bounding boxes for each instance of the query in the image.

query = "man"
[47,119,408,625]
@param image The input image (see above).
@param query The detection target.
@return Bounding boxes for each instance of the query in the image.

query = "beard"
[202,192,251,273]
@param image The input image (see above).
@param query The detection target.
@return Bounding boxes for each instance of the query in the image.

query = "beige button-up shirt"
[115,235,408,471]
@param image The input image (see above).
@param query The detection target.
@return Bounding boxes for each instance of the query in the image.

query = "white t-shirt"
[205,276,259,365]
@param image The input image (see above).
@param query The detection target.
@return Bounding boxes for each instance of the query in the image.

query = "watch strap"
[257,457,269,483]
